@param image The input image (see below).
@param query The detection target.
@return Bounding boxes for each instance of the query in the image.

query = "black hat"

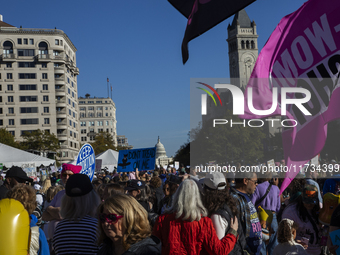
[6,166,33,183]
[125,179,145,191]
[168,175,182,185]
[65,174,93,197]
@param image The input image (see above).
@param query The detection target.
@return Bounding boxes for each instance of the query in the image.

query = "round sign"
[76,144,95,181]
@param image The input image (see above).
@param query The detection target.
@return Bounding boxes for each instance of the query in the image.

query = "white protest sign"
[76,144,95,181]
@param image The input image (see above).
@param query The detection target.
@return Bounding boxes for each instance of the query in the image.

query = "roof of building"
[230,9,252,30]
[0,20,15,28]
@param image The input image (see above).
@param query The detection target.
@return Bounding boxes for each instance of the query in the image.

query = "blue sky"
[2,0,306,157]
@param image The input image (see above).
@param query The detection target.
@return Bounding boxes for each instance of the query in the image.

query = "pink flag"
[241,0,340,194]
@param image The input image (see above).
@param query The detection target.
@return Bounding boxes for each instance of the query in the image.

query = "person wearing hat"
[0,166,33,200]
[125,179,152,212]
[281,181,322,255]
[202,172,247,255]
[42,163,81,249]
[158,175,183,214]
[53,174,100,255]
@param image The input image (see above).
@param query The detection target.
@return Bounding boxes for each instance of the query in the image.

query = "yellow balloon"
[0,198,30,255]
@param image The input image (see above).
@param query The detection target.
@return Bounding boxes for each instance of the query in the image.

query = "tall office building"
[0,16,80,163]
[78,95,117,146]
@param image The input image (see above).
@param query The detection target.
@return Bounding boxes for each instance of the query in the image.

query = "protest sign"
[76,144,95,181]
[117,147,156,172]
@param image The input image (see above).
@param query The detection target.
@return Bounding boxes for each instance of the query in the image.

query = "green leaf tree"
[0,128,22,149]
[21,129,60,156]
[90,132,117,155]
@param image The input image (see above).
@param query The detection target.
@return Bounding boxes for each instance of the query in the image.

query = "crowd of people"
[0,160,340,255]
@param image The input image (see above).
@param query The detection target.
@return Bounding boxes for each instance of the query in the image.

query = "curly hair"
[149,176,162,189]
[277,220,299,244]
[6,185,37,215]
[203,182,238,217]
[97,194,151,250]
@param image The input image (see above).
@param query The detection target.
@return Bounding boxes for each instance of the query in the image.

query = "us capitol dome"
[155,136,173,167]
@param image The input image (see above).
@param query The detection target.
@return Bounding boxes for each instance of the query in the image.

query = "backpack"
[216,204,248,255]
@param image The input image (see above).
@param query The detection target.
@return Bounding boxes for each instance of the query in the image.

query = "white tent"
[0,143,55,168]
[96,149,119,172]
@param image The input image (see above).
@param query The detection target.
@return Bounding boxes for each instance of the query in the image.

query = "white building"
[0,15,80,163]
[155,136,173,167]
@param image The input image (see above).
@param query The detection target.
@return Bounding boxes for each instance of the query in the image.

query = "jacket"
[152,212,237,255]
[97,235,161,255]
[215,203,247,255]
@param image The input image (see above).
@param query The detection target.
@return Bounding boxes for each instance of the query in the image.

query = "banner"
[22,163,36,182]
[76,144,95,181]
[169,0,256,64]
[117,147,156,173]
[241,0,340,193]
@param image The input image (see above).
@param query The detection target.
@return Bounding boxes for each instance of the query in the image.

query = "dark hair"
[277,220,299,243]
[203,183,238,217]
[96,183,106,201]
[105,183,124,196]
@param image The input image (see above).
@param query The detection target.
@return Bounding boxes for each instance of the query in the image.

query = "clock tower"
[227,9,258,90]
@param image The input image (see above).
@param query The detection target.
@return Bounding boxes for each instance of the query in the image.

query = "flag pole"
[111,83,112,100]
[107,77,109,98]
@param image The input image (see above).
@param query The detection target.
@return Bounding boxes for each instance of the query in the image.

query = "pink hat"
[61,163,82,175]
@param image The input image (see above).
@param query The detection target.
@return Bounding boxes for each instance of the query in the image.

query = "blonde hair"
[6,185,37,215]
[41,179,51,194]
[97,194,151,250]
[45,186,57,203]
[60,189,100,221]
[165,178,207,221]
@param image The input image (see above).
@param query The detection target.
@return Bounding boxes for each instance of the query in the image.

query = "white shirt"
[211,214,229,240]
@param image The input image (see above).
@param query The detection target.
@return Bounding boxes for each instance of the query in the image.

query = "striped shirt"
[53,215,99,255]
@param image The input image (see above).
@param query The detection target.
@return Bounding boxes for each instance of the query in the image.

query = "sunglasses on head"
[99,213,123,224]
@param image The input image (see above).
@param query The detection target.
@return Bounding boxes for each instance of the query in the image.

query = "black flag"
[169,0,256,64]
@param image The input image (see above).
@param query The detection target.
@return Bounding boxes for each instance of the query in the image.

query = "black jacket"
[215,203,247,255]
[98,235,161,255]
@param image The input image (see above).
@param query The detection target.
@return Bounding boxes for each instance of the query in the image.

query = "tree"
[190,110,265,166]
[0,128,22,149]
[173,132,190,167]
[21,129,60,157]
[90,132,117,155]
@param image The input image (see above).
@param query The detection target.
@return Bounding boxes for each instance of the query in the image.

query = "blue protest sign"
[117,147,156,172]
[76,143,95,181]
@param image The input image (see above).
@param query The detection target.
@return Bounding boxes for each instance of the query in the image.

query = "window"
[96,101,102,104]
[80,113,85,118]
[0,85,2,91]
[74,133,76,138]
[105,113,108,117]
[90,128,94,132]
[23,38,28,44]
[106,128,109,132]
[7,85,13,91]
[44,118,50,124]
[98,129,103,132]
[79,101,85,104]
[29,39,34,45]
[42,63,47,68]
[72,92,74,98]
[19,85,37,90]
[43,84,48,90]
[6,63,12,68]
[0,108,2,114]
[18,49,35,56]
[8,96,13,102]
[73,112,75,118]
[105,107,108,110]
[43,96,49,102]
[68,88,70,94]
[81,129,86,134]
[89,121,94,126]
[88,107,94,110]
[8,108,14,114]
[68,99,71,105]
[17,38,22,44]
[88,101,94,104]
[97,112,102,117]
[81,137,87,142]
[21,119,39,125]
[18,73,36,79]
[71,82,74,87]
[9,119,14,125]
[73,122,76,128]
[18,62,36,68]
[88,113,93,117]
[70,131,73,136]
[20,96,37,102]
[106,121,109,126]
[20,107,38,113]
[69,109,71,115]
[44,107,49,113]
[42,73,48,79]
[67,78,70,83]
[97,121,103,126]
[69,120,72,126]
[80,121,86,126]
[53,50,60,56]
[55,39,59,45]
[7,73,13,79]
